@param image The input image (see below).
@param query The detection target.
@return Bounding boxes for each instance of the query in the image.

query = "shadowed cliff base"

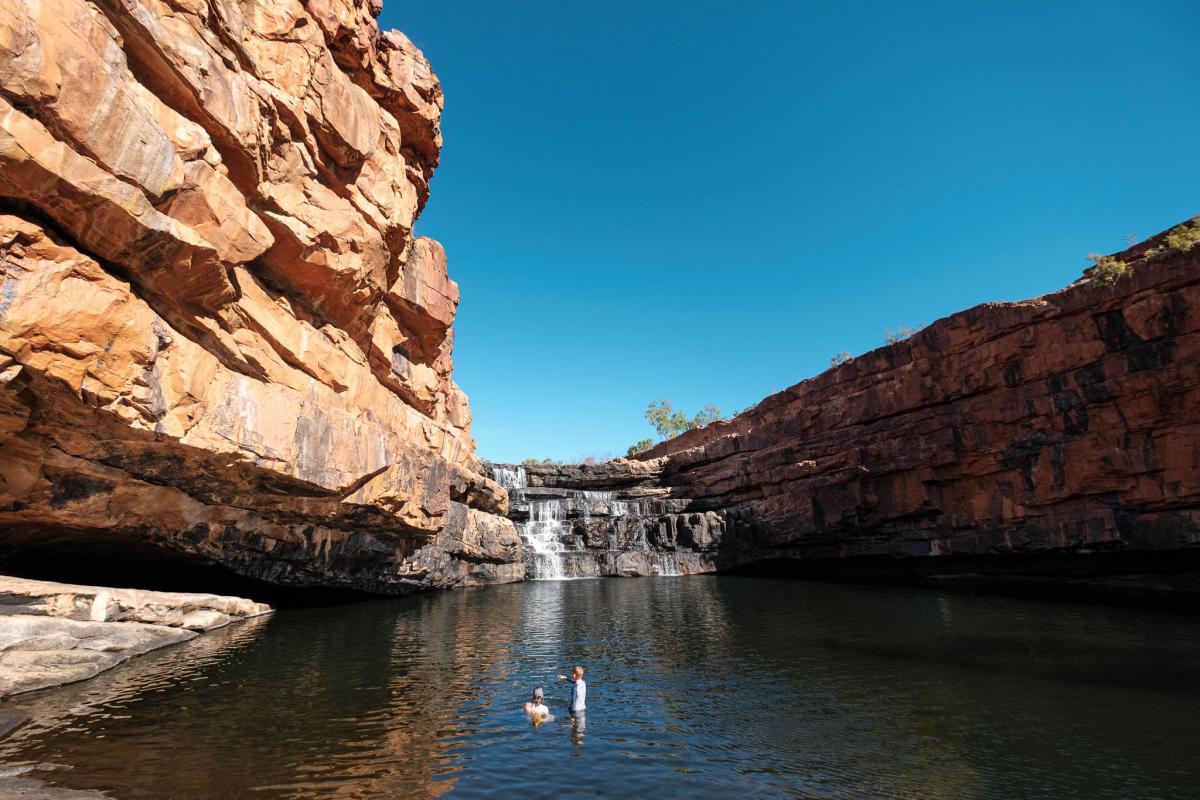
[729,550,1200,612]
[493,461,1200,610]
[0,527,372,608]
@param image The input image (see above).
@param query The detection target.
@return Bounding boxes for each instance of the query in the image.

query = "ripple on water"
[2,577,1200,798]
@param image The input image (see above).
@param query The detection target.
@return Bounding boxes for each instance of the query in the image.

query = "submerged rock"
[0,0,520,593]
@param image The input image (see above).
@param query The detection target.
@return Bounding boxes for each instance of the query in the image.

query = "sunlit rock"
[0,0,519,594]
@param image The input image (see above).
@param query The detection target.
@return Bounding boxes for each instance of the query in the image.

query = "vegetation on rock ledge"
[1165,220,1200,253]
[626,399,724,456]
[1088,254,1130,285]
[884,324,925,344]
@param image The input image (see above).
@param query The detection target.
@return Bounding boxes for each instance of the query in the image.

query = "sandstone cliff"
[639,225,1200,598]
[0,0,521,593]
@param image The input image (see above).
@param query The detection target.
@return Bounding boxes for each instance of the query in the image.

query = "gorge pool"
[2,576,1199,799]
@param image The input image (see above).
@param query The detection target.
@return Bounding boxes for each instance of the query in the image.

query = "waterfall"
[492,464,527,491]
[523,498,567,580]
[488,463,690,581]
[490,464,566,579]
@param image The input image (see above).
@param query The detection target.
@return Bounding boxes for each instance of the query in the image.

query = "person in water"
[558,665,586,713]
[524,687,551,722]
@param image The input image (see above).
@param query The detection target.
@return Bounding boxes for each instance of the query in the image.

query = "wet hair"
[533,687,544,701]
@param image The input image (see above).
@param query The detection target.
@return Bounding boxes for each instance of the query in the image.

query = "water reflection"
[1,578,1199,799]
[568,712,585,748]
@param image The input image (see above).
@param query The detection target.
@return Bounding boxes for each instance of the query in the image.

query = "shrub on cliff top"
[1088,253,1130,285]
[1165,220,1200,253]
[627,439,655,457]
[830,351,853,367]
[884,324,925,345]
[692,403,723,428]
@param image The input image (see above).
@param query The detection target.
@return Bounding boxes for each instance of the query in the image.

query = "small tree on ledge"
[629,399,724,454]
[626,438,655,457]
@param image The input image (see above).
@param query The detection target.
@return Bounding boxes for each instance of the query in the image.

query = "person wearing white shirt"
[558,665,586,713]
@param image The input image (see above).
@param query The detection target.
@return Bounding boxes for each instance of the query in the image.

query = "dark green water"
[3,576,1200,799]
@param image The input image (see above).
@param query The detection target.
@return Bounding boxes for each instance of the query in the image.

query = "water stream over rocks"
[490,462,725,580]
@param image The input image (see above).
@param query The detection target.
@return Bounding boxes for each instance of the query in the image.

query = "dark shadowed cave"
[0,525,372,608]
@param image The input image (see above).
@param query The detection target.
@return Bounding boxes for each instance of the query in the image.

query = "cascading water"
[522,498,567,580]
[489,463,703,580]
[491,465,527,491]
[491,464,567,580]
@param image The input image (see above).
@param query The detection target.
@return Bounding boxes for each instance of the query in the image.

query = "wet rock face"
[0,0,520,594]
[641,233,1200,583]
[493,462,729,578]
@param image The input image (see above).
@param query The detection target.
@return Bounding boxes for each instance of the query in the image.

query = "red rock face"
[642,228,1200,588]
[0,0,521,593]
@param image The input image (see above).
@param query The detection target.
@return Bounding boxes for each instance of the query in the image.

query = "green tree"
[645,398,689,438]
[626,438,655,457]
[692,404,722,428]
[1165,220,1200,253]
[644,399,724,439]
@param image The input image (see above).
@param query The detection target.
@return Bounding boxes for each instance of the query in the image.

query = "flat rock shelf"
[0,576,270,697]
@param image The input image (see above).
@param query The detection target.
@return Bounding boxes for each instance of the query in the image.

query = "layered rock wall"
[641,225,1200,593]
[0,0,521,593]
[493,462,725,578]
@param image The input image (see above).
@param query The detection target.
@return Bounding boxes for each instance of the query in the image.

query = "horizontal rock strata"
[0,0,520,593]
[637,224,1200,597]
[0,576,269,696]
[492,462,725,578]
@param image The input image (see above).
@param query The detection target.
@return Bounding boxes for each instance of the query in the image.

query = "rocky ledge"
[492,462,726,578]
[0,0,521,594]
[632,222,1200,604]
[0,576,270,696]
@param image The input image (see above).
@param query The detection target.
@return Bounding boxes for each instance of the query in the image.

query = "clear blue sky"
[381,1,1199,464]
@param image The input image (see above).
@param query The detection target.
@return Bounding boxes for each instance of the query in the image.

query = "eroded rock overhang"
[0,0,521,594]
